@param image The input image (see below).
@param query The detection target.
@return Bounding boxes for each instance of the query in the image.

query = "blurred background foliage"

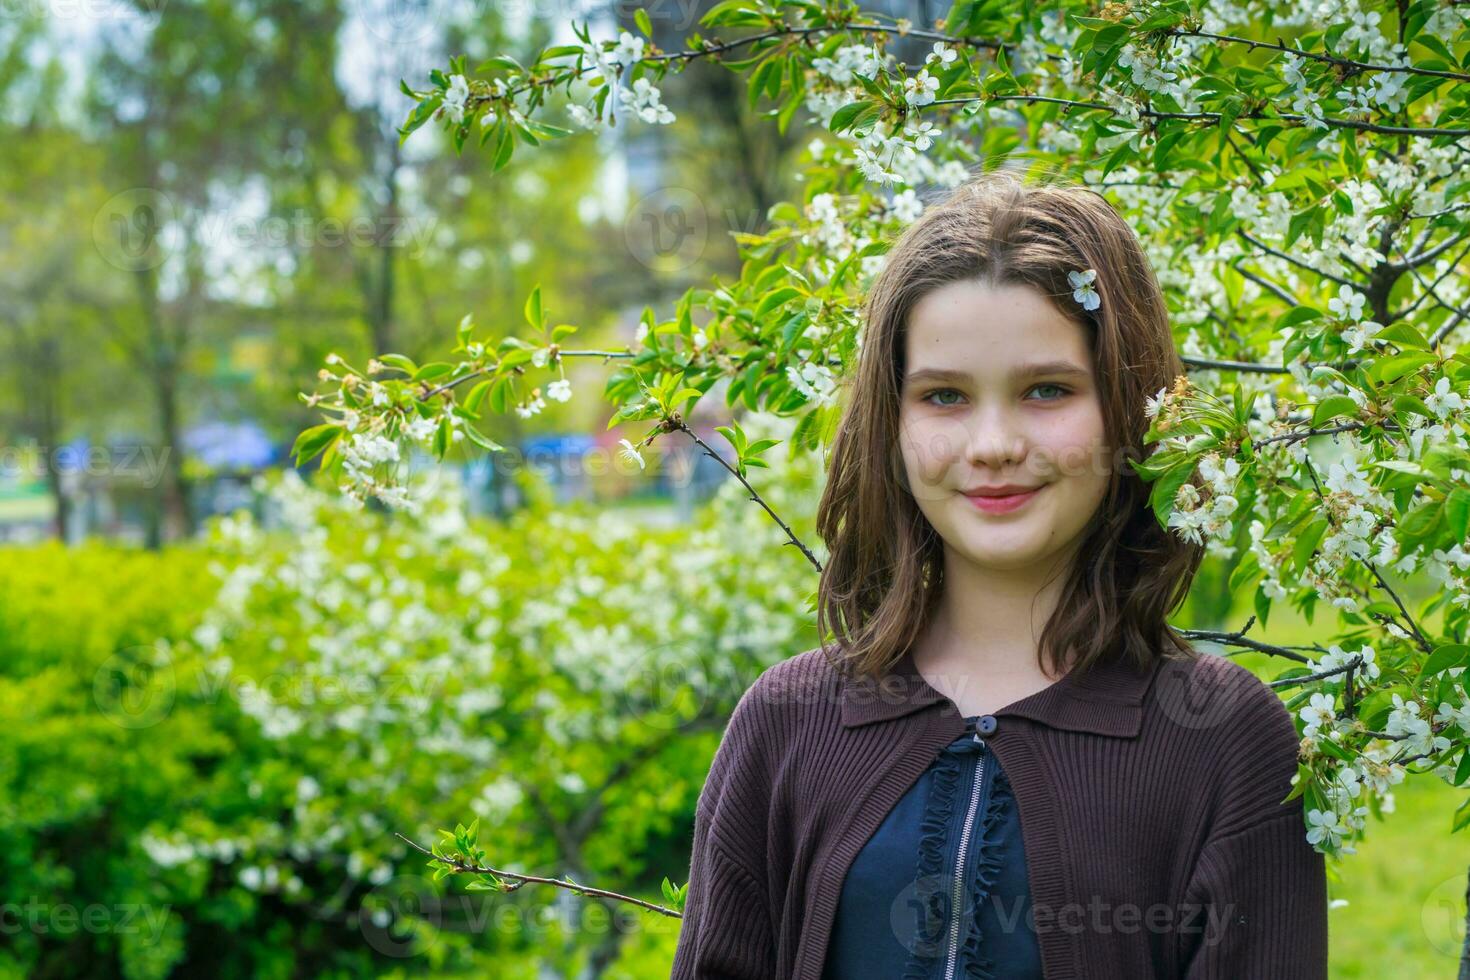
[0,0,1465,977]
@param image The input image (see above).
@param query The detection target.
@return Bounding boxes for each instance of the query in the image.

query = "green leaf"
[1291,517,1329,573]
[1376,321,1432,350]
[291,424,343,465]
[829,100,882,134]
[525,285,545,330]
[1422,644,1470,678]
[1228,552,1261,593]
[755,287,801,320]
[748,58,779,109]
[1254,584,1272,630]
[464,426,504,452]
[378,353,418,375]
[464,379,494,414]
[1275,305,1322,331]
[700,0,765,27]
[1393,393,1435,419]
[399,95,443,143]
[1447,488,1470,542]
[413,362,455,382]
[716,422,747,455]
[635,7,653,36]
[434,417,451,457]
[1455,749,1470,788]
[1372,351,1436,385]
[490,120,516,170]
[671,386,705,412]
[1311,395,1358,427]
[1149,463,1195,526]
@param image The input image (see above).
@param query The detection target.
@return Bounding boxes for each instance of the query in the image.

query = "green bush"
[0,418,822,977]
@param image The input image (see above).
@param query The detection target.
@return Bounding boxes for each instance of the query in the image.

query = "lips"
[962,485,1042,497]
[961,484,1045,514]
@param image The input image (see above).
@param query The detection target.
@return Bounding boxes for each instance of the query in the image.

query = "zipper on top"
[942,730,989,980]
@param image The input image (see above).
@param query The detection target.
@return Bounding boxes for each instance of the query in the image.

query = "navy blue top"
[821,715,1044,979]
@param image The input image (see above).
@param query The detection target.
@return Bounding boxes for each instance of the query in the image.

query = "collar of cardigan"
[838,647,1160,737]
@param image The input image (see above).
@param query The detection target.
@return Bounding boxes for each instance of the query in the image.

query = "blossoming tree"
[293,0,1470,912]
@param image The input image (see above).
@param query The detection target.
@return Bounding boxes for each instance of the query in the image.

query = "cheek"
[898,414,966,484]
[1033,405,1109,483]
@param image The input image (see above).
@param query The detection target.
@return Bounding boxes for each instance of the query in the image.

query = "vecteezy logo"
[93,643,177,730]
[1153,651,1245,731]
[359,874,443,957]
[623,187,709,273]
[92,188,176,272]
[351,0,442,46]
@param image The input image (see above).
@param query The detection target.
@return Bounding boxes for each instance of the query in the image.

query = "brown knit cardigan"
[669,645,1328,979]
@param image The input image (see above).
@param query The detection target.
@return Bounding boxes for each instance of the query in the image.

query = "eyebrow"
[904,361,1090,387]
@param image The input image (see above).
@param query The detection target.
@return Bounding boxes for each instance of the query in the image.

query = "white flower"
[611,30,644,69]
[546,379,572,403]
[903,69,940,107]
[814,44,882,83]
[373,483,418,512]
[927,42,958,66]
[514,394,546,419]
[1143,386,1169,419]
[786,361,837,405]
[1327,283,1367,321]
[902,118,940,152]
[444,74,471,124]
[618,438,646,470]
[403,415,436,445]
[1434,696,1470,732]
[1197,453,1240,495]
[1068,268,1100,311]
[854,145,901,185]
[1341,319,1382,354]
[568,103,598,129]
[887,188,923,223]
[1425,376,1465,419]
[619,76,675,125]
[1305,808,1345,849]
[1299,692,1336,737]
[141,833,195,868]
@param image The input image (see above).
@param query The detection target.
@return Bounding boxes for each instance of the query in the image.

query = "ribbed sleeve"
[1177,659,1329,977]
[670,682,778,979]
[1179,810,1328,978]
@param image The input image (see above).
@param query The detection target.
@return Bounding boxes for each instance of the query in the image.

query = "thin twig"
[1179,616,1317,663]
[395,834,683,918]
[1162,27,1470,84]
[665,418,824,572]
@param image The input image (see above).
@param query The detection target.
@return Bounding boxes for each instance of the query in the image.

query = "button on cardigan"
[669,645,1329,979]
[821,714,1043,980]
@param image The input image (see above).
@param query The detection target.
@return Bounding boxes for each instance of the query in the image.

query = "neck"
[915,544,1080,687]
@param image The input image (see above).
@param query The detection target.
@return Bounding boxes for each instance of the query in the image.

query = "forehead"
[904,279,1090,374]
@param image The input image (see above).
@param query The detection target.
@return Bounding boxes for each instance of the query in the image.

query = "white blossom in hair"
[1068,268,1100,311]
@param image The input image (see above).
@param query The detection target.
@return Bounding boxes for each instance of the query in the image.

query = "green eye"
[923,388,962,406]
[1029,383,1069,400]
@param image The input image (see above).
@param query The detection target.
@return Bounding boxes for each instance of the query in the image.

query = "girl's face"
[897,279,1111,574]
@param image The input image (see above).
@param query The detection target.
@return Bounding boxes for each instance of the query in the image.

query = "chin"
[951,536,1051,572]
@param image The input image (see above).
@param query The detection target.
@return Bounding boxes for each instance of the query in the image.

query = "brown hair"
[815,167,1203,683]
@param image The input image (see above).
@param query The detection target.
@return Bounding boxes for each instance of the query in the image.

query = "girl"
[670,170,1328,979]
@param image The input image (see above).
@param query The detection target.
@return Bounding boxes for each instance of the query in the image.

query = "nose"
[963,402,1025,470]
